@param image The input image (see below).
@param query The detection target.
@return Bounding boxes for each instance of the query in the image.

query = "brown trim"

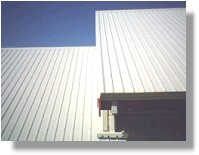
[100,92,186,101]
[99,92,186,111]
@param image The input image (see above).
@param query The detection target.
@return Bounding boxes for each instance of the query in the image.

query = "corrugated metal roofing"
[1,8,186,141]
[96,8,186,93]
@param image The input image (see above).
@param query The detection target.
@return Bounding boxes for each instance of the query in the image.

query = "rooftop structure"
[1,8,186,141]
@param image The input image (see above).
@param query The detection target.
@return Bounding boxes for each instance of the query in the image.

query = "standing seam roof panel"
[1,47,100,141]
[1,8,186,141]
[96,8,186,93]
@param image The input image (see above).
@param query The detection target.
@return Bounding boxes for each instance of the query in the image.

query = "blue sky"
[1,1,186,47]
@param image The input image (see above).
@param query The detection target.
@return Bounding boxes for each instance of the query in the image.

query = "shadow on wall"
[116,108,186,141]
[13,13,194,149]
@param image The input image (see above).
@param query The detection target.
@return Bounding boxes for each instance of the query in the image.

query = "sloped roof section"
[1,47,102,141]
[1,8,186,141]
[96,8,186,93]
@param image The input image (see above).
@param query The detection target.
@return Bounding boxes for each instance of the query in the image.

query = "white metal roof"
[96,8,186,93]
[1,8,186,141]
[1,47,104,141]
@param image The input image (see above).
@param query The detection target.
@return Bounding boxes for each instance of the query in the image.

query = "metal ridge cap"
[95,8,185,13]
[1,46,96,50]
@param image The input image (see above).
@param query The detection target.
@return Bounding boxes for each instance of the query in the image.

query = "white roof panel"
[1,8,185,141]
[96,8,186,93]
[1,47,102,141]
